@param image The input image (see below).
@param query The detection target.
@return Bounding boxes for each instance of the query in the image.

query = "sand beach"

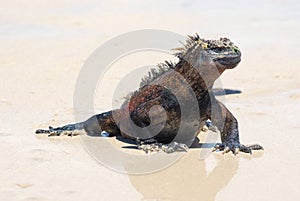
[0,0,299,200]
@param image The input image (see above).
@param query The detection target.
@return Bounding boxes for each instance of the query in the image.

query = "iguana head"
[202,37,241,69]
[176,34,241,71]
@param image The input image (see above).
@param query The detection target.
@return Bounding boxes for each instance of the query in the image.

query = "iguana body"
[36,34,263,154]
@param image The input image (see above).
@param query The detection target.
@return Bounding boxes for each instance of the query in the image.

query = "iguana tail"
[35,110,121,137]
[35,122,86,136]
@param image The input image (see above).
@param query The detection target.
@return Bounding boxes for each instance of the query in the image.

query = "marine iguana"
[36,34,263,154]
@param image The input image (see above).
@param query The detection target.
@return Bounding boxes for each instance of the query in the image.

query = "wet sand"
[0,0,299,201]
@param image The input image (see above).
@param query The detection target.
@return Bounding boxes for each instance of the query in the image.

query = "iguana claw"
[213,142,263,155]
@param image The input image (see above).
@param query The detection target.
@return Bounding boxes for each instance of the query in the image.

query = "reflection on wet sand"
[129,151,239,201]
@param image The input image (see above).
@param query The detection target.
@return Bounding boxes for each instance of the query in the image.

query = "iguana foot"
[202,119,218,132]
[213,142,263,155]
[163,142,189,153]
[137,141,189,154]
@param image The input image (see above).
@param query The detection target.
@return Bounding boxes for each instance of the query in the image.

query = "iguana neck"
[174,59,223,95]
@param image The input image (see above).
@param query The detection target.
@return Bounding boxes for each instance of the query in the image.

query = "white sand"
[0,0,299,200]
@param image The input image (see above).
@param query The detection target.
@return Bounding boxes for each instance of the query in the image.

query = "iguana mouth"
[214,52,241,68]
[216,55,241,66]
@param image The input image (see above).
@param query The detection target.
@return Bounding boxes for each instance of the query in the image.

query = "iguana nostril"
[233,48,239,53]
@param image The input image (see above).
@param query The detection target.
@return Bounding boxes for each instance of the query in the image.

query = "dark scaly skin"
[36,34,263,154]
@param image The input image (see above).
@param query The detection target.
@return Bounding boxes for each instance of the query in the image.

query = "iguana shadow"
[128,150,239,201]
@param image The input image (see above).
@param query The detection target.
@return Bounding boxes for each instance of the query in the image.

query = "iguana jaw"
[213,52,241,69]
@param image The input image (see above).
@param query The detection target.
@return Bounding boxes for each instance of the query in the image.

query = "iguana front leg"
[210,100,263,154]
